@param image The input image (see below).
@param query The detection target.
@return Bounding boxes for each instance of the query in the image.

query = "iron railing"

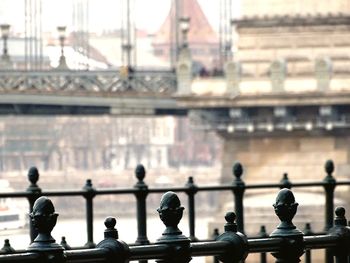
[0,187,349,263]
[0,160,348,262]
[0,70,177,94]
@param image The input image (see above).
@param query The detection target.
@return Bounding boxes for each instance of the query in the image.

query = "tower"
[153,0,219,70]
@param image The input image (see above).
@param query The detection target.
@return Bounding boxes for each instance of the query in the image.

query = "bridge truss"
[0,70,176,94]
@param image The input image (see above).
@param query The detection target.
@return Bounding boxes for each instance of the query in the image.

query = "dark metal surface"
[1,159,350,249]
[156,191,191,263]
[270,188,304,262]
[83,179,96,248]
[134,164,150,246]
[232,162,245,233]
[0,188,348,262]
[0,161,349,262]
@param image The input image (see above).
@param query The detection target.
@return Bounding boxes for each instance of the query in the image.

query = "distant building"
[0,116,220,172]
[233,0,350,89]
[152,0,219,71]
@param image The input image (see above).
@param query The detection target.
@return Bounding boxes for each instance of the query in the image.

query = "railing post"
[270,188,305,263]
[134,164,150,246]
[0,239,15,254]
[96,217,129,263]
[212,228,220,263]
[232,162,245,233]
[323,160,336,231]
[328,207,350,263]
[83,179,96,248]
[303,223,313,263]
[60,236,71,250]
[323,160,336,263]
[258,225,268,263]
[26,166,42,243]
[27,196,65,262]
[215,212,248,263]
[134,164,149,263]
[280,173,292,189]
[185,176,198,241]
[156,191,191,263]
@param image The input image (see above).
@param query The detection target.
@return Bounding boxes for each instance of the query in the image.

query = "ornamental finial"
[270,188,302,237]
[135,164,146,183]
[104,217,118,239]
[233,162,243,179]
[28,196,62,250]
[325,160,334,175]
[224,212,237,232]
[156,191,187,241]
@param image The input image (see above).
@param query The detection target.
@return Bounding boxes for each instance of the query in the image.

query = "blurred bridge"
[0,69,182,115]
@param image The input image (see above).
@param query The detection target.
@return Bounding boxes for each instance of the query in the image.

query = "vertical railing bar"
[303,223,313,263]
[186,176,198,241]
[323,160,336,263]
[83,179,96,248]
[26,167,42,243]
[134,164,150,263]
[211,228,220,263]
[258,225,267,263]
[232,162,245,233]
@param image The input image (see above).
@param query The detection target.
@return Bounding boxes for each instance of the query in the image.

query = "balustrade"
[0,160,348,262]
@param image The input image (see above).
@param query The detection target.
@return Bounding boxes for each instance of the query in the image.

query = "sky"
[0,0,241,34]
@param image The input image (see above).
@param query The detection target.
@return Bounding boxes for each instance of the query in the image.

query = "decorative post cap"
[27,167,41,193]
[303,223,313,235]
[97,218,130,263]
[232,162,245,188]
[280,173,292,189]
[1,239,15,253]
[134,164,148,193]
[325,160,334,175]
[83,179,96,198]
[104,217,119,239]
[28,167,39,185]
[186,176,194,185]
[270,188,303,237]
[334,207,347,226]
[270,190,304,262]
[60,236,71,250]
[323,160,336,187]
[328,207,350,258]
[259,225,268,238]
[84,179,93,190]
[216,211,248,263]
[185,176,198,194]
[224,212,237,232]
[28,196,63,251]
[156,191,188,242]
[135,164,146,183]
[233,162,243,179]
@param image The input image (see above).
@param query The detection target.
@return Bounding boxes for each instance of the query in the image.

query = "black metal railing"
[0,188,349,263]
[0,160,348,247]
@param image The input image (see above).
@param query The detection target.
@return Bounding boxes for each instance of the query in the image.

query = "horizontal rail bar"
[304,235,339,250]
[65,248,107,263]
[191,241,231,256]
[1,179,350,199]
[0,252,39,262]
[248,238,283,253]
[129,244,169,260]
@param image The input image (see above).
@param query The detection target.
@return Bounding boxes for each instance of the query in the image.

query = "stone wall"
[221,135,350,184]
[241,0,350,17]
[235,24,350,79]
